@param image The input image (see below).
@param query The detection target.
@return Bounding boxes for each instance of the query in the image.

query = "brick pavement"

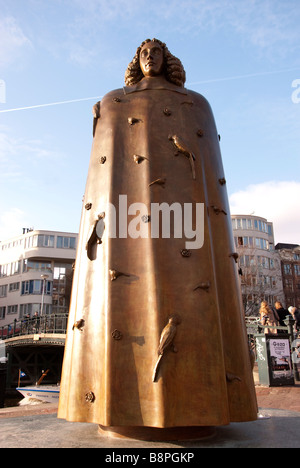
[1,369,300,419]
[253,363,300,413]
[255,384,300,413]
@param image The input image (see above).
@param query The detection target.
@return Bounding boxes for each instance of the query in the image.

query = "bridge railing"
[1,314,68,340]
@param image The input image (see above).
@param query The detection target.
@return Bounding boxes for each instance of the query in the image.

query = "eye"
[153,48,161,55]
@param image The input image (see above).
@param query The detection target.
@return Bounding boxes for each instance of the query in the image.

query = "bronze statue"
[58,39,257,438]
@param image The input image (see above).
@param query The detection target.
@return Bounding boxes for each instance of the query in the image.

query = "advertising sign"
[255,334,295,386]
[269,338,293,382]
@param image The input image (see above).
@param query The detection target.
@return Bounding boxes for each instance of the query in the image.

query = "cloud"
[229,181,300,245]
[0,126,62,165]
[16,0,299,67]
[0,16,33,67]
[68,46,98,67]
[224,1,300,50]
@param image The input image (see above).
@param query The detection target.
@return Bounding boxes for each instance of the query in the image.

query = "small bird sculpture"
[109,269,130,281]
[149,178,166,188]
[168,134,196,180]
[128,117,141,126]
[226,372,242,383]
[152,314,181,382]
[133,154,148,164]
[86,213,105,261]
[229,252,239,263]
[72,319,85,332]
[193,281,210,292]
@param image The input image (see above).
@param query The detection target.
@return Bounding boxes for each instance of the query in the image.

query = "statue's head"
[125,38,186,87]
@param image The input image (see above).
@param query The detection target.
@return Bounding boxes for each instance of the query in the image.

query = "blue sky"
[0,0,300,244]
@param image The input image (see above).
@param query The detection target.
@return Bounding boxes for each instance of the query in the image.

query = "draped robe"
[58,79,257,428]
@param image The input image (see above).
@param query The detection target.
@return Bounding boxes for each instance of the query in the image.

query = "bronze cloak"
[58,80,257,428]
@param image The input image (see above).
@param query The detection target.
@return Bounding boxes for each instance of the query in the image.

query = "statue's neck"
[140,75,170,87]
[123,75,187,95]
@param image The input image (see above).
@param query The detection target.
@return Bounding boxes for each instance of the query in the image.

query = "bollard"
[283,316,299,382]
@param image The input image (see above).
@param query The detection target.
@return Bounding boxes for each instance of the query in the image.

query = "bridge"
[1,314,68,392]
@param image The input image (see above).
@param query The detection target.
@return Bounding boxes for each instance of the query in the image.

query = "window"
[21,280,52,295]
[283,264,292,275]
[33,280,42,294]
[1,261,21,277]
[0,285,7,297]
[54,266,66,279]
[19,303,46,318]
[0,264,8,277]
[284,278,293,291]
[19,304,32,318]
[9,282,20,292]
[260,257,270,269]
[20,304,30,318]
[37,235,54,247]
[294,265,300,276]
[11,260,21,275]
[271,277,276,288]
[7,305,18,315]
[57,236,76,249]
[21,281,30,295]
[24,235,38,249]
[23,260,52,273]
[0,307,5,319]
[255,237,269,250]
[264,276,270,286]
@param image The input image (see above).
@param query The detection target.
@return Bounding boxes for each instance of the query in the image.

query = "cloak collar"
[123,78,187,95]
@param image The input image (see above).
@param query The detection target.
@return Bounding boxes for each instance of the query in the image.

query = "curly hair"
[125,38,186,87]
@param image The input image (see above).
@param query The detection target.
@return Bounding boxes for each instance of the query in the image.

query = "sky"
[0,0,300,245]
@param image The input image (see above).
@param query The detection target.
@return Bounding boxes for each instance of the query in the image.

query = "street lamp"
[40,274,49,316]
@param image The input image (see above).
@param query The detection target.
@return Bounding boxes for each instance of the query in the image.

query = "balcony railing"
[0,314,68,340]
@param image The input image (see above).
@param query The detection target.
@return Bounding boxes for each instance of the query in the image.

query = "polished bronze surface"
[58,38,257,433]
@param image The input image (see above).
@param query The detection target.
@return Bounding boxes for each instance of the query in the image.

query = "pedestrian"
[288,306,300,334]
[274,301,291,326]
[259,300,279,334]
[33,311,40,333]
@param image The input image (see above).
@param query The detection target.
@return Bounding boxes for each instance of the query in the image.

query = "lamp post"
[40,274,49,316]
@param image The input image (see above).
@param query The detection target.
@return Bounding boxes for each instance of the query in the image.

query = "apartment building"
[231,215,284,315]
[0,229,77,328]
[275,243,300,309]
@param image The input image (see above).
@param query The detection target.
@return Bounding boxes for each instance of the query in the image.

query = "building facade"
[275,243,300,309]
[0,230,77,328]
[231,215,284,315]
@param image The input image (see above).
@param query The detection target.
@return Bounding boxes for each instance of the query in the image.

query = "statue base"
[98,425,216,441]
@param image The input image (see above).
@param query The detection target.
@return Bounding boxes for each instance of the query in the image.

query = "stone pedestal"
[98,425,216,441]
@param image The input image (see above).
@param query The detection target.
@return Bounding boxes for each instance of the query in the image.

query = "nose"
[146,50,153,60]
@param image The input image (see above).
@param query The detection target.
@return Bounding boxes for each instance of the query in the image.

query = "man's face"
[139,41,164,77]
